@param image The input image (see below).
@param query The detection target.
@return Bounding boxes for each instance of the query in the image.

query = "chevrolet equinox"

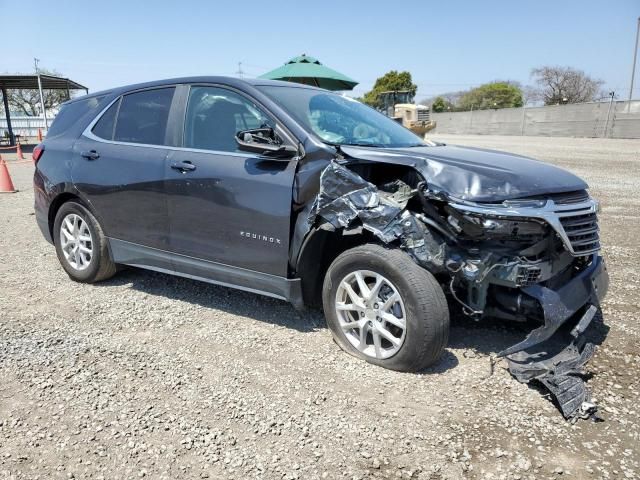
[33,77,608,372]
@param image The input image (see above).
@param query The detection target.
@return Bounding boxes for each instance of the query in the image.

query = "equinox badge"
[240,231,282,245]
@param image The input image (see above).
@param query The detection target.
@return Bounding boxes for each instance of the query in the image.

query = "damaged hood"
[340,145,588,202]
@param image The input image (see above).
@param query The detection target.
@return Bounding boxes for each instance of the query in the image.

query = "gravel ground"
[1,135,639,479]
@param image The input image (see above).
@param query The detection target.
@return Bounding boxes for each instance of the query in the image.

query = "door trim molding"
[108,238,304,309]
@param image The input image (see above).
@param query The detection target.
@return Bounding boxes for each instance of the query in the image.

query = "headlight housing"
[447,210,548,239]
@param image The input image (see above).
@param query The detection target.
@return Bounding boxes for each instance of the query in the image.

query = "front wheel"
[322,244,449,372]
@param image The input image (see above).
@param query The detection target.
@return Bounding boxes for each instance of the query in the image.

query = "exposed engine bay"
[306,159,609,421]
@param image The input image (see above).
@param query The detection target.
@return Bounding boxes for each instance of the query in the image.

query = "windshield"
[256,85,425,148]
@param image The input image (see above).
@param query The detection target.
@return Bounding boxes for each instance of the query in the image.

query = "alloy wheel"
[59,213,93,271]
[334,270,407,359]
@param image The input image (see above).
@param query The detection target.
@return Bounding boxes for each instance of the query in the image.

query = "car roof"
[66,76,325,105]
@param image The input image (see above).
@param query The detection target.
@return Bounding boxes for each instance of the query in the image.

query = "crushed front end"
[442,191,609,420]
[309,160,608,420]
[441,190,608,331]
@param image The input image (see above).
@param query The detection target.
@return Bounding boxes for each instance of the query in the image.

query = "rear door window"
[47,96,105,138]
[113,88,175,145]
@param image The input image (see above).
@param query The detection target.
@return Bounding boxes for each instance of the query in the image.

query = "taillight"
[32,144,44,164]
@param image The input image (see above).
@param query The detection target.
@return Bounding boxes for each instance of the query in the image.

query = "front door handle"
[170,161,197,173]
[81,150,100,160]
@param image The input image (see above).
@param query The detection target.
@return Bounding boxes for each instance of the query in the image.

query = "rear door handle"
[81,150,100,160]
[170,161,197,172]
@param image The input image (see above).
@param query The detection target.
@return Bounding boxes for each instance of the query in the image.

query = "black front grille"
[559,211,600,255]
[549,190,590,205]
[519,190,590,205]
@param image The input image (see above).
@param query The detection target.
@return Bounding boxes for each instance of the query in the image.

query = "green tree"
[7,68,70,116]
[457,81,523,111]
[362,71,417,109]
[431,96,451,112]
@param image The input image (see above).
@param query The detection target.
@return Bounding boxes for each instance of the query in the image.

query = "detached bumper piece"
[499,256,608,421]
[505,305,599,421]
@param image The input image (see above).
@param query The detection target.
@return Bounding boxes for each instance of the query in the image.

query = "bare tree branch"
[530,66,604,105]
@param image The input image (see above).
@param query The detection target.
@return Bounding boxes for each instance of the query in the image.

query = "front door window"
[184,86,275,152]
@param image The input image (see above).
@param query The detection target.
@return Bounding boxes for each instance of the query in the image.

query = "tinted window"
[114,88,175,145]
[257,86,424,148]
[91,99,119,140]
[184,86,274,152]
[47,96,105,138]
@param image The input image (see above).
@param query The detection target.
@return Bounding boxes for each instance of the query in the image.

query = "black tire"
[53,201,116,283]
[322,244,449,372]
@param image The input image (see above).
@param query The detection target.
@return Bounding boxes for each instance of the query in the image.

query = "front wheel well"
[295,227,390,307]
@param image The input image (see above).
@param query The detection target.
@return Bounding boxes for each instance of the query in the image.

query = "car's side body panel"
[71,136,171,250]
[162,82,301,277]
[34,77,313,307]
[164,148,297,277]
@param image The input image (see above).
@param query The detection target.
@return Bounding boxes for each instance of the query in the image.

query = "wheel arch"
[48,192,99,240]
[295,226,389,307]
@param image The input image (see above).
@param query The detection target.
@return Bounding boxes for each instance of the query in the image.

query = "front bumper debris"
[505,305,599,420]
[499,256,609,421]
[498,256,608,357]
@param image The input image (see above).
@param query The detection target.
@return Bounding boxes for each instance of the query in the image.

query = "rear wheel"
[323,244,449,372]
[53,201,116,283]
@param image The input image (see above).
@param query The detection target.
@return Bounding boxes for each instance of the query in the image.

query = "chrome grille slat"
[561,216,597,227]
[557,206,600,255]
[573,242,601,254]
[570,235,599,244]
[565,226,598,236]
[565,227,598,236]
[570,237,599,246]
[560,210,595,216]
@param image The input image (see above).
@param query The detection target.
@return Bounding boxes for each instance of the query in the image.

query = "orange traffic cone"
[16,142,24,160]
[0,155,17,193]
[37,128,43,142]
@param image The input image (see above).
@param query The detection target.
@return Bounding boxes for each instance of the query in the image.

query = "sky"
[2,0,639,102]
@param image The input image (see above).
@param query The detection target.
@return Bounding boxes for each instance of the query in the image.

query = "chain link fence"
[431,100,640,138]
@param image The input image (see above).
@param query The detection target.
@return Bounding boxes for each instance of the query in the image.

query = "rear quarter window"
[47,96,105,138]
[91,99,120,140]
[113,88,175,145]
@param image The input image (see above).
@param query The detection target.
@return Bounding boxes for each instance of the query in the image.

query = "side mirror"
[235,129,297,159]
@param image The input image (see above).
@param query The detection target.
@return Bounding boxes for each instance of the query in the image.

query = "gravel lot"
[1,135,639,479]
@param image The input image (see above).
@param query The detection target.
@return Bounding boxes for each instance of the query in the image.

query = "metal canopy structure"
[0,74,89,146]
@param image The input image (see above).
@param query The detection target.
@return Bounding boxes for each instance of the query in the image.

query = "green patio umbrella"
[259,54,358,91]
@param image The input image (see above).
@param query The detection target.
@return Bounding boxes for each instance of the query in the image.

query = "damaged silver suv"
[35,78,608,414]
